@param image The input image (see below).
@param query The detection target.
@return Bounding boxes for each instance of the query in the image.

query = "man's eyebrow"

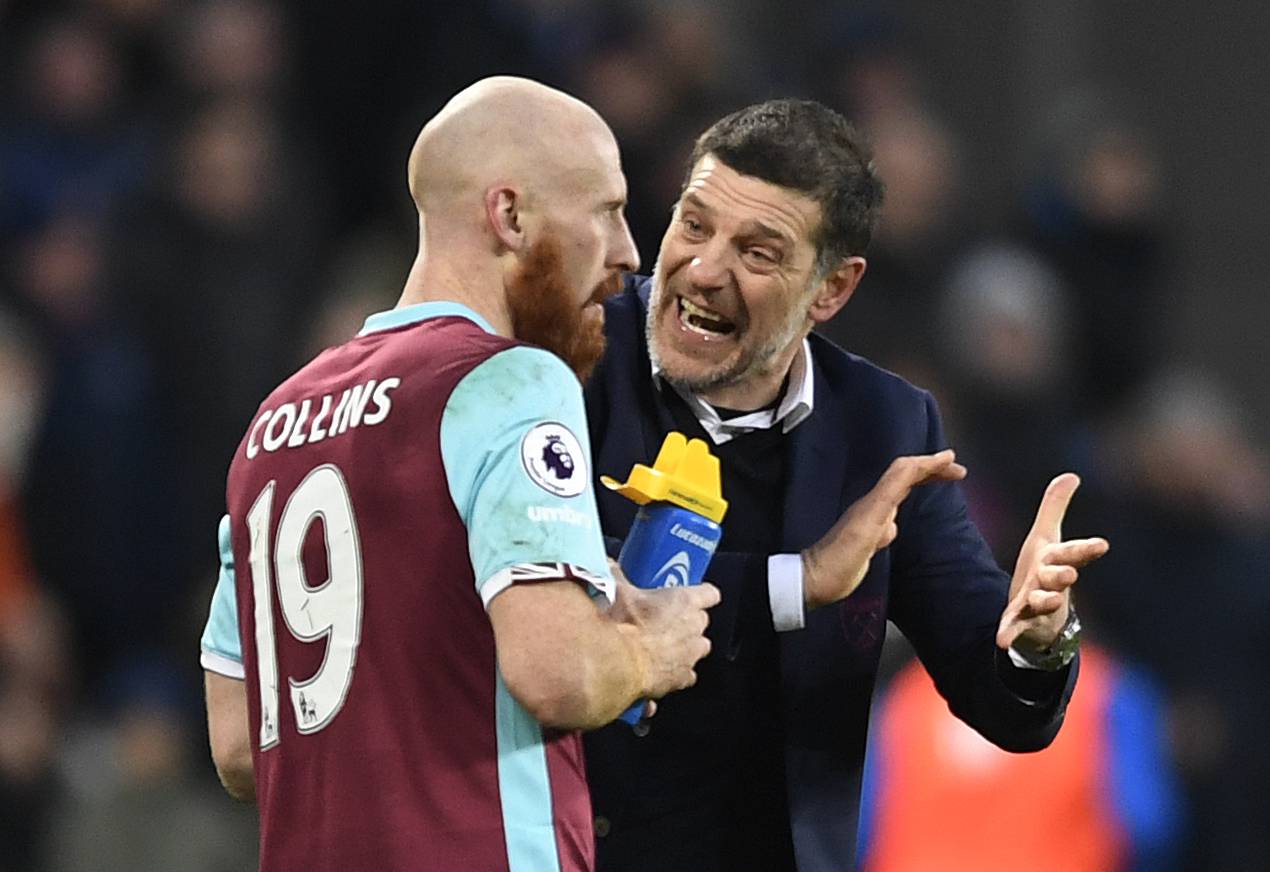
[682,193,791,243]
[739,220,792,245]
[682,192,713,213]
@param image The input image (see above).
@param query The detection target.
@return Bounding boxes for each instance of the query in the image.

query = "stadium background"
[0,0,1267,869]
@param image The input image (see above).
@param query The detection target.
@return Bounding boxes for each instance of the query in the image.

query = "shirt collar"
[653,338,815,445]
[358,301,496,336]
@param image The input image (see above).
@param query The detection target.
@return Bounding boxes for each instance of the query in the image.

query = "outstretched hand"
[997,473,1109,653]
[802,449,967,610]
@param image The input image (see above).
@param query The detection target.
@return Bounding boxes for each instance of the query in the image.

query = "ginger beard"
[506,236,617,382]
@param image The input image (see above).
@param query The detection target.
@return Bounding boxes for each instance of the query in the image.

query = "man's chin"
[565,324,606,383]
[651,340,740,394]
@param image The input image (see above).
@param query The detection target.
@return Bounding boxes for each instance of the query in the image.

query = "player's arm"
[445,347,715,730]
[205,670,254,802]
[489,577,714,730]
[200,515,255,802]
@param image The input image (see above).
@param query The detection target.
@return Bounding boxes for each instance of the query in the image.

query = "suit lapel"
[779,346,850,551]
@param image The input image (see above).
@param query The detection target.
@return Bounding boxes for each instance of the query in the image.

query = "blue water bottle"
[601,432,729,726]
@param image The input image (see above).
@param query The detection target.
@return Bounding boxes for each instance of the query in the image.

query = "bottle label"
[650,550,693,588]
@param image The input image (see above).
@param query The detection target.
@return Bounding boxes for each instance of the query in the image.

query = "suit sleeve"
[887,391,1076,751]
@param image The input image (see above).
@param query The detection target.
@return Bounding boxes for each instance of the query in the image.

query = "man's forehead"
[561,133,626,198]
[680,155,820,245]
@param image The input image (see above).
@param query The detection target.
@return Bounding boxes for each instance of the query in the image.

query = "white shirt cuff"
[201,649,246,679]
[767,553,806,632]
[1007,645,1046,670]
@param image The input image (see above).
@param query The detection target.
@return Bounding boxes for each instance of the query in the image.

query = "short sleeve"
[200,514,245,678]
[440,346,614,608]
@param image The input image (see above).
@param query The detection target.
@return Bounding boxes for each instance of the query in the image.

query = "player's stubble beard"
[506,236,619,383]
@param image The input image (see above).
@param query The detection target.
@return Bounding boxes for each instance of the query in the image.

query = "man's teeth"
[679,297,734,335]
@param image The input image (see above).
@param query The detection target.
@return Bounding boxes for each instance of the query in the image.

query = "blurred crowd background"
[0,1,1267,870]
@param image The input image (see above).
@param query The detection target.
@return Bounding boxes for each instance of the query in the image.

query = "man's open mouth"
[678,296,737,336]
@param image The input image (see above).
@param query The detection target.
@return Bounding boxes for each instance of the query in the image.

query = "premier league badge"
[521,422,587,497]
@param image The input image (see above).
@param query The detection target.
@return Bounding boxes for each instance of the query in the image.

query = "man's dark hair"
[688,99,884,274]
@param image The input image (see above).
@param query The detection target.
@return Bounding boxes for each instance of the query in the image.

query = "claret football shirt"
[201,302,612,871]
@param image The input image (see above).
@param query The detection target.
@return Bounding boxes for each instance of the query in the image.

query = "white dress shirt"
[653,338,814,631]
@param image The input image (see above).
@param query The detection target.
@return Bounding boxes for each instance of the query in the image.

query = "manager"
[582,98,1108,872]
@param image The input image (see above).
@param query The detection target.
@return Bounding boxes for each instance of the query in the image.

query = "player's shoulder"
[452,344,582,408]
[351,314,516,374]
[278,316,511,394]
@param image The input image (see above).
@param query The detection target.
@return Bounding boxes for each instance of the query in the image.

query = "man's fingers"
[1025,589,1064,615]
[1036,564,1077,591]
[651,582,720,610]
[872,450,965,508]
[1028,473,1081,539]
[1043,537,1109,569]
[687,582,722,609]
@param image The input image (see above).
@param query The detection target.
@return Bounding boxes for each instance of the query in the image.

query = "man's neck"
[397,249,513,336]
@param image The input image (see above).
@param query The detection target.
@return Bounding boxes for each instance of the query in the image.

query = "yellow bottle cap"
[600,431,728,523]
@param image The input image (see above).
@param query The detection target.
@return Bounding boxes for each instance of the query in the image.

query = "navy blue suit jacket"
[583,277,1076,871]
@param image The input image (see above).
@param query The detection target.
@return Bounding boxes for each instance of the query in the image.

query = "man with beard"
[197,77,718,872]
[582,99,1109,871]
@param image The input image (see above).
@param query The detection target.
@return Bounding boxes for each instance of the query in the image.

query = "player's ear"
[807,256,867,324]
[485,186,526,252]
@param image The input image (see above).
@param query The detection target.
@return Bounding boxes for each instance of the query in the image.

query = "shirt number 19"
[244,464,363,750]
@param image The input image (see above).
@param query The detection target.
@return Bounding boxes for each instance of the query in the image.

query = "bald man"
[198,78,718,872]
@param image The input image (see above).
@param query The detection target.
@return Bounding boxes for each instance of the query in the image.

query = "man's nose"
[611,218,640,274]
[685,240,730,291]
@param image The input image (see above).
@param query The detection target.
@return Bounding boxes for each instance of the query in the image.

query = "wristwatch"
[1012,608,1082,671]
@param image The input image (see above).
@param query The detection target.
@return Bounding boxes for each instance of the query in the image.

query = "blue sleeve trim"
[200,514,244,664]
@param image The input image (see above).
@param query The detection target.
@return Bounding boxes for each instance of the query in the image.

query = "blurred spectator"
[0,592,70,872]
[0,13,152,240]
[935,243,1077,560]
[120,96,321,588]
[571,38,683,255]
[811,9,926,124]
[0,307,70,872]
[83,0,175,109]
[1019,88,1165,415]
[298,230,408,363]
[859,645,1184,872]
[818,107,968,379]
[8,212,162,687]
[171,0,289,103]
[1085,370,1270,872]
[0,308,45,511]
[43,656,257,871]
[571,3,757,257]
[491,0,615,80]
